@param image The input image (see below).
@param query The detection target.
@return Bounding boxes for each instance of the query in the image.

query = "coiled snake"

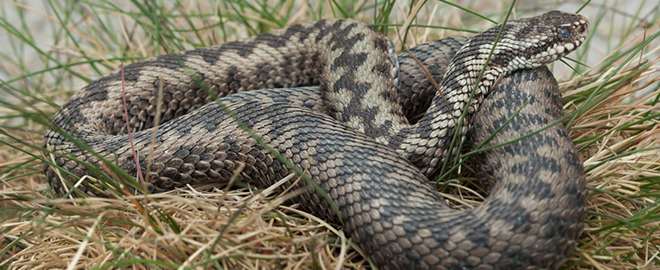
[44,11,589,269]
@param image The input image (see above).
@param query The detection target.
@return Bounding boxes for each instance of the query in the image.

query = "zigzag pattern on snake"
[44,11,588,269]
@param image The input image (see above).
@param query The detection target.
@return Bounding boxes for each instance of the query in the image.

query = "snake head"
[487,10,589,71]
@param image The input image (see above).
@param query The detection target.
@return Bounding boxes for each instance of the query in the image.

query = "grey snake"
[44,11,589,269]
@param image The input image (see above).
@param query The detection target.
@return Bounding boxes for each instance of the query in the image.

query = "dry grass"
[566,63,660,269]
[1,181,364,269]
[1,0,660,269]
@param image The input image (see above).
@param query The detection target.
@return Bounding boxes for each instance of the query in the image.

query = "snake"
[43,11,589,269]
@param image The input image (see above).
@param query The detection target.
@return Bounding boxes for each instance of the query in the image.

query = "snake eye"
[558,28,571,40]
[577,25,586,34]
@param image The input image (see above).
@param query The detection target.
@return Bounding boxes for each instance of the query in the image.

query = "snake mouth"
[488,11,589,72]
[564,15,589,52]
[531,19,589,65]
[517,11,589,66]
[534,39,582,63]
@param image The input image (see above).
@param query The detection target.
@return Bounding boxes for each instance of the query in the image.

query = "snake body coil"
[44,11,588,269]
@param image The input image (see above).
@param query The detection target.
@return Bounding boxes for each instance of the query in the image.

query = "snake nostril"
[577,25,586,35]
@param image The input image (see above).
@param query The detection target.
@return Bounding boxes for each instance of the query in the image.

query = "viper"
[44,11,588,269]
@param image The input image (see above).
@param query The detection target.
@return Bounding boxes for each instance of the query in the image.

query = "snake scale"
[44,11,589,269]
